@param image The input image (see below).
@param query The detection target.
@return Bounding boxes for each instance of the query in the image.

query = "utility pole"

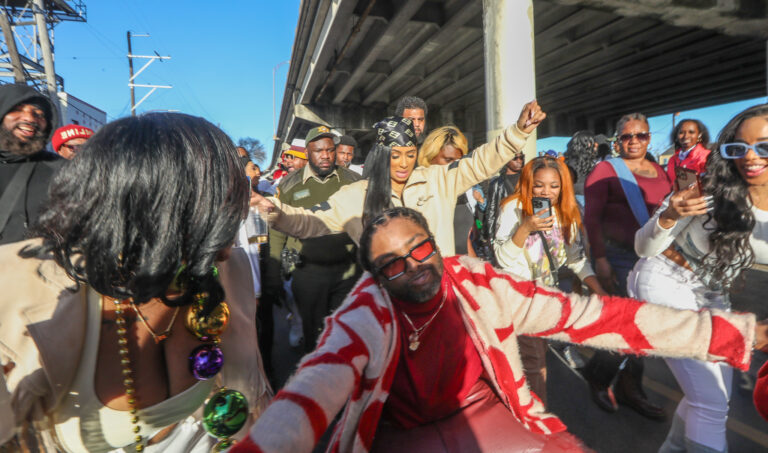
[0,10,24,83]
[127,31,136,116]
[32,0,62,116]
[126,32,171,115]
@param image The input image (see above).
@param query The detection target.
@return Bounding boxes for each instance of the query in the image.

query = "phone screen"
[532,197,552,219]
[675,167,700,196]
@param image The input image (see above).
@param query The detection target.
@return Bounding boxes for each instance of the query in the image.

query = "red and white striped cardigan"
[233,255,755,453]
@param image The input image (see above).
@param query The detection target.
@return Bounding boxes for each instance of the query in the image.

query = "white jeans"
[628,256,732,452]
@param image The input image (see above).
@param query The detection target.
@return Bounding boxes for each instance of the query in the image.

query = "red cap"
[51,124,94,152]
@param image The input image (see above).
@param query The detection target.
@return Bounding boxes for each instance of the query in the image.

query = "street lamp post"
[273,60,290,142]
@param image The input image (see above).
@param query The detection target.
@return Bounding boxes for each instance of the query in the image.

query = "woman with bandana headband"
[252,101,546,256]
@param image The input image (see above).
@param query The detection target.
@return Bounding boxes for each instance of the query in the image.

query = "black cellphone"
[675,166,701,197]
[532,197,552,219]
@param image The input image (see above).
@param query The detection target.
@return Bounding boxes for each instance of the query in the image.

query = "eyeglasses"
[511,154,524,160]
[375,237,436,281]
[618,132,651,143]
[719,142,768,159]
[61,144,83,152]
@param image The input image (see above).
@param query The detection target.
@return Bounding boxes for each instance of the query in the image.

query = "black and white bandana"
[373,116,417,148]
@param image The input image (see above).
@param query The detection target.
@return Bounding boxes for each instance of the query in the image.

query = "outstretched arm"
[462,262,755,371]
[251,181,367,242]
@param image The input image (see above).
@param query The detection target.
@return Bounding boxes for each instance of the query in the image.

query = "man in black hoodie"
[0,84,60,245]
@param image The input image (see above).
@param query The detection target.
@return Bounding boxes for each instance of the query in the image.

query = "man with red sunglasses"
[232,207,764,453]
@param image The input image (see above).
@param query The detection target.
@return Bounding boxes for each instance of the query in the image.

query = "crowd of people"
[0,81,768,453]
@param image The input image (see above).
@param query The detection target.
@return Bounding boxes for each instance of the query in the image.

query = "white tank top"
[53,288,214,452]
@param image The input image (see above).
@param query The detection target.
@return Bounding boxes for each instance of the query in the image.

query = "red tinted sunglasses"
[376,237,436,281]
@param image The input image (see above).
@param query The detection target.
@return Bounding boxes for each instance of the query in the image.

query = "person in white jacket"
[494,156,607,404]
[630,103,768,453]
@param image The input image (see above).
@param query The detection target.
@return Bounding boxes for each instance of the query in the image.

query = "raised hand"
[516,100,547,134]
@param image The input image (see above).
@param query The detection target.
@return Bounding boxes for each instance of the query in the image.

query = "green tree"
[237,137,267,165]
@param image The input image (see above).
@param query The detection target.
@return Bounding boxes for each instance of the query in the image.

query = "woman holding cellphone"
[629,104,768,453]
[493,156,607,404]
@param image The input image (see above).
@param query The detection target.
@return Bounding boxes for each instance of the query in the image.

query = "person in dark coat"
[0,84,61,245]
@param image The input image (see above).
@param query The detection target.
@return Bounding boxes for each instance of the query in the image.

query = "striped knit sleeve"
[453,260,755,372]
[232,278,391,453]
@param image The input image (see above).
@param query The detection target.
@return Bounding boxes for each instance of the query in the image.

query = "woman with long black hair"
[254,101,546,256]
[0,113,271,451]
[630,104,768,452]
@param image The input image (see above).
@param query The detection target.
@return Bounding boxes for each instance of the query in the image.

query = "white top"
[635,194,768,265]
[493,200,594,286]
[234,208,267,298]
[53,289,215,452]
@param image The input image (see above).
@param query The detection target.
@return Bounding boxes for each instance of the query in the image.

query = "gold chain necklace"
[130,301,180,344]
[400,289,448,352]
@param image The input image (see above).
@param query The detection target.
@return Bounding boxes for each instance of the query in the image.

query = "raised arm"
[436,101,545,197]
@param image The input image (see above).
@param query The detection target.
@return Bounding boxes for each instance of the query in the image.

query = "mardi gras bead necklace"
[107,269,248,452]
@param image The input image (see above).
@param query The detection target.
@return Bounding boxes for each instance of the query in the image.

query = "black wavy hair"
[671,118,711,150]
[361,143,394,226]
[358,206,432,274]
[21,112,249,310]
[395,96,428,117]
[699,104,768,289]
[563,130,597,182]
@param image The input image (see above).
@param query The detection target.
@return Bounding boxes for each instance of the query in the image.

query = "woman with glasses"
[582,113,672,419]
[251,101,546,258]
[493,156,607,405]
[630,104,768,453]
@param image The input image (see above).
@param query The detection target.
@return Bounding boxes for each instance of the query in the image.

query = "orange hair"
[500,156,582,244]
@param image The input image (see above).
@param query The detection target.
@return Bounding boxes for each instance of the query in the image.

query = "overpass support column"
[482,0,537,158]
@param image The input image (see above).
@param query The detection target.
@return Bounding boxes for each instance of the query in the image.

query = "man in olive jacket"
[264,126,362,361]
[0,84,60,245]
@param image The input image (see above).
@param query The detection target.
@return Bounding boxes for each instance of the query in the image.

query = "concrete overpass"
[272,0,768,161]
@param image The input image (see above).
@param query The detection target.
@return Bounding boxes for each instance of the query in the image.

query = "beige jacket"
[0,239,271,447]
[269,125,529,256]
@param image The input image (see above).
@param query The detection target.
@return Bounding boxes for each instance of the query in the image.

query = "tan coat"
[0,239,271,446]
[269,125,529,256]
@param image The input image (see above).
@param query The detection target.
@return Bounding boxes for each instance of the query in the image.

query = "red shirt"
[584,160,672,258]
[383,274,485,428]
[666,143,711,182]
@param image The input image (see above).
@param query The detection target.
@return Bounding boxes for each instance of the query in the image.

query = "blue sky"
[53,0,300,151]
[49,2,766,162]
[537,97,768,156]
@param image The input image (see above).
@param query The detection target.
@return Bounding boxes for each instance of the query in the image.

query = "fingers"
[518,100,547,132]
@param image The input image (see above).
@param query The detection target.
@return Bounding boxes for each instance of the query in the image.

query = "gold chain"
[130,301,180,344]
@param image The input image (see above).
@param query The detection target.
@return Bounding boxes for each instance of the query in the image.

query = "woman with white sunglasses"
[630,103,768,453]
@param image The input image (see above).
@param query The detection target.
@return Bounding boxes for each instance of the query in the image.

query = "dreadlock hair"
[20,112,249,314]
[698,104,768,289]
[358,206,432,274]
